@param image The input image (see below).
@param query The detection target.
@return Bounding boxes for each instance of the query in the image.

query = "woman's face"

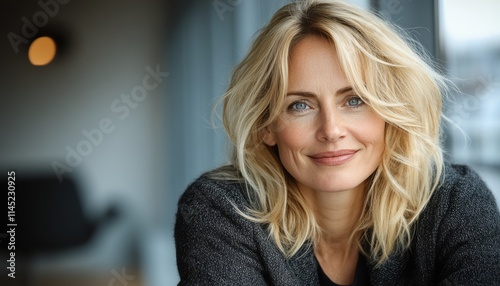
[263,35,385,194]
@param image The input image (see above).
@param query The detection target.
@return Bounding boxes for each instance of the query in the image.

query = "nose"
[316,109,346,142]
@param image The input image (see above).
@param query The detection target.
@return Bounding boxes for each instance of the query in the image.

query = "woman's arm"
[174,178,269,285]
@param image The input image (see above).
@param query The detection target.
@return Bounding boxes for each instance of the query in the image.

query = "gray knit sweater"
[175,164,500,285]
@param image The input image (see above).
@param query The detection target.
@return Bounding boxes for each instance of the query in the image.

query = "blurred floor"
[0,271,144,286]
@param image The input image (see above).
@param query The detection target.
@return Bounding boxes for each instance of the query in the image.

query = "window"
[439,0,500,200]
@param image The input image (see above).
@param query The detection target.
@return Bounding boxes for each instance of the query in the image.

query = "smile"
[309,149,358,166]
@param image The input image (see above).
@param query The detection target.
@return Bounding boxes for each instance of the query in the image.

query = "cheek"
[275,129,303,152]
[349,112,385,144]
[362,117,386,151]
[274,126,306,176]
[273,118,312,151]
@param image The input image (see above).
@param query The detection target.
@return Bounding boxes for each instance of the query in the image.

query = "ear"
[262,126,277,146]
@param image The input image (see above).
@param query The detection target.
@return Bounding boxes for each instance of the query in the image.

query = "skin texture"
[263,35,386,284]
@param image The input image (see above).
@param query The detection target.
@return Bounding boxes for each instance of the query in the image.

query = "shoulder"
[175,166,258,253]
[175,167,273,284]
[407,164,500,284]
[441,163,489,190]
[178,166,249,208]
[176,166,253,227]
[431,163,498,213]
[422,163,499,227]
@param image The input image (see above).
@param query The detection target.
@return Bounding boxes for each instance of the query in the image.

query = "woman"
[175,0,500,285]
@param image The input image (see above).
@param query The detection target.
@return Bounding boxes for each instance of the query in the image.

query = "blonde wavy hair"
[214,0,447,265]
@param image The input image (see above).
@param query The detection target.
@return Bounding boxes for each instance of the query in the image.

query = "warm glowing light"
[28,36,57,66]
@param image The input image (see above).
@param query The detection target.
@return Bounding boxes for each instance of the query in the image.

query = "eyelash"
[344,96,365,108]
[287,100,310,113]
[287,96,365,113]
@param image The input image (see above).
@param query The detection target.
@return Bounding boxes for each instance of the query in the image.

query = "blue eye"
[346,97,364,107]
[288,101,310,111]
[293,102,308,109]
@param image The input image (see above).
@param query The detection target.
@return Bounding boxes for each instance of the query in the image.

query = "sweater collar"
[287,243,409,285]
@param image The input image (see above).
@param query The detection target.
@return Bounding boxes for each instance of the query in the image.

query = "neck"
[302,182,367,252]
[304,184,367,285]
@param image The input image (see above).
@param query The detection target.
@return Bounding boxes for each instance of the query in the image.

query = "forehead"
[287,35,349,92]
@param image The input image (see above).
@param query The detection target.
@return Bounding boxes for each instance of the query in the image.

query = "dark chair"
[1,172,119,284]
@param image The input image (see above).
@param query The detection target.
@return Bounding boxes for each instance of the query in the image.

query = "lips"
[309,149,358,166]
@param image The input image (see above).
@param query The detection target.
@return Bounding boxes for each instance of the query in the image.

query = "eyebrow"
[286,86,354,97]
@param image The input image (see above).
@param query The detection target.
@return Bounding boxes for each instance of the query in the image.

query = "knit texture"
[175,164,500,285]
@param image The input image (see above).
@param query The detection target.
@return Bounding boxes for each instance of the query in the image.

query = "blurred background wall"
[0,0,171,285]
[0,0,498,285]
